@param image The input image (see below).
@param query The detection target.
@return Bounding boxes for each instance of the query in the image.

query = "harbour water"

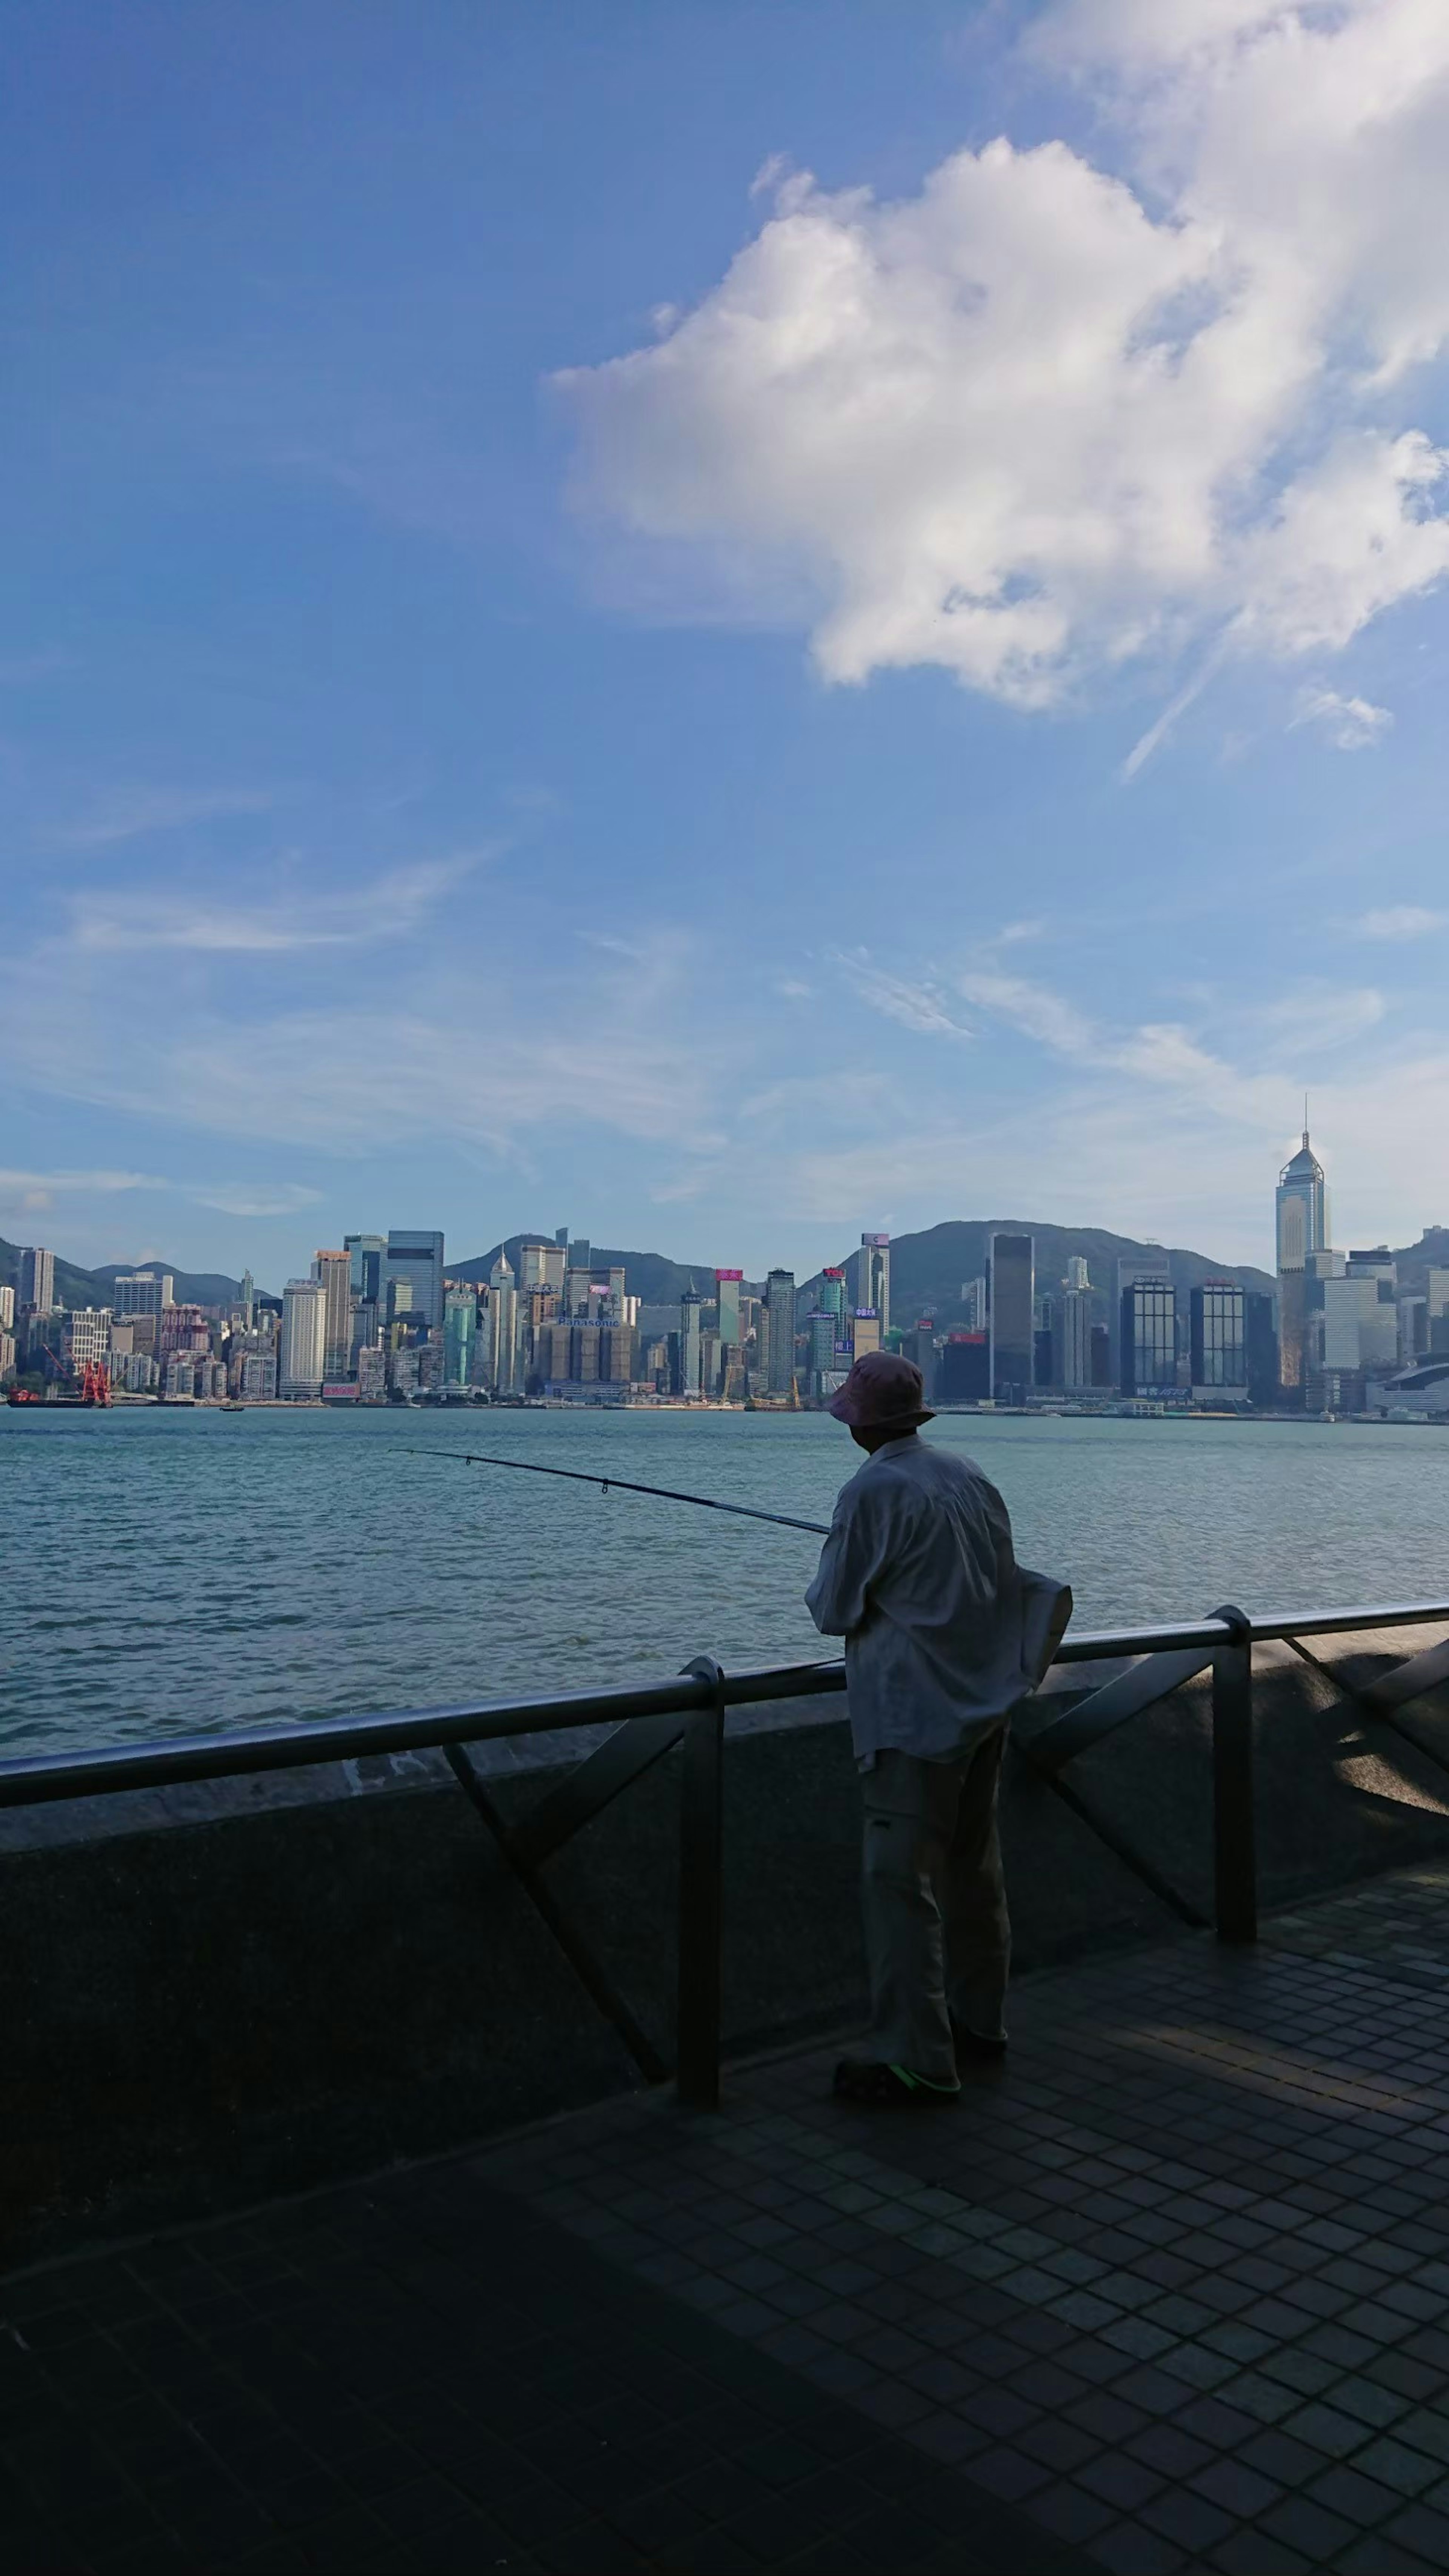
[2,1406,1447,1759]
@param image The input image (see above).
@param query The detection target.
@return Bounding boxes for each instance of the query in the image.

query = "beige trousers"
[859,1730,1011,2086]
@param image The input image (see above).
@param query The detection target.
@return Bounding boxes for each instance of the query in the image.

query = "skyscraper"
[443,1290,477,1388]
[280,1279,327,1393]
[1121,1278,1177,1397]
[113,1270,174,1318]
[518,1238,566,1294]
[311,1250,353,1380]
[715,1270,742,1352]
[386,1230,445,1331]
[852,1235,890,1336]
[988,1232,1033,1401]
[1190,1283,1247,1396]
[1060,1286,1092,1390]
[677,1288,702,1396]
[765,1270,796,1394]
[1276,1127,1327,1395]
[488,1255,518,1393]
[819,1268,846,1346]
[345,1233,387,1302]
[17,1247,55,1313]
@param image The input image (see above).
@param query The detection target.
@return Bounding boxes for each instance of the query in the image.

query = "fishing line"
[405,1448,829,1536]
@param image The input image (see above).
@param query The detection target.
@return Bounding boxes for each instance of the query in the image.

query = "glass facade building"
[989,1232,1034,1401]
[1121,1278,1177,1396]
[1190,1281,1246,1392]
[1275,1130,1327,1393]
[386,1230,445,1331]
[765,1270,795,1393]
[443,1290,477,1387]
[715,1270,742,1352]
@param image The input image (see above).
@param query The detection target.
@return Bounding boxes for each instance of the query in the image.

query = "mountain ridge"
[7,1221,1446,1324]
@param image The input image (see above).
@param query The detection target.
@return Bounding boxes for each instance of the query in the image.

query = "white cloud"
[1354,904,1449,941]
[561,0,1449,736]
[1291,685,1395,750]
[190,1182,325,1218]
[833,953,974,1040]
[57,785,279,849]
[72,854,489,953]
[0,1167,168,1195]
[1257,985,1386,1051]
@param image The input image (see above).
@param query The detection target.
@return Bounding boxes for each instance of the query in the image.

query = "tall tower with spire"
[1275,1115,1328,1396]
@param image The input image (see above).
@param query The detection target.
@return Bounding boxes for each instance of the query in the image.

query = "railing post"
[676,1656,725,2109]
[1210,1605,1256,1945]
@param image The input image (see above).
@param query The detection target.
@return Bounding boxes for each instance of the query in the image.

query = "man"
[806,1349,1069,2106]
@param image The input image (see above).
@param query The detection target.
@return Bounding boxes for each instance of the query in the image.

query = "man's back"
[806,1431,1028,1762]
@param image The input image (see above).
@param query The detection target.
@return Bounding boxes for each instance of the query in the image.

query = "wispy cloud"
[56,784,280,850]
[834,952,974,1041]
[72,853,491,953]
[0,1169,325,1224]
[1353,905,1449,942]
[191,1182,325,1217]
[1291,687,1394,751]
[0,1166,168,1196]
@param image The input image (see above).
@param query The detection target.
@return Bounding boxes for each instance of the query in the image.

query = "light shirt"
[805,1434,1060,1767]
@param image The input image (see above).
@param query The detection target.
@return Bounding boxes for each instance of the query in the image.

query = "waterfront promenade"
[8,1862,1449,2574]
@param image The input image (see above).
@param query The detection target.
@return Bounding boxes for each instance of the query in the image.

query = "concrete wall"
[3,1627,1448,2269]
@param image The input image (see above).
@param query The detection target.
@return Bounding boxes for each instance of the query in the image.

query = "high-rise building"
[17,1247,55,1313]
[818,1269,846,1343]
[1064,1256,1090,1292]
[906,1317,938,1396]
[988,1233,1033,1401]
[1276,1127,1328,1394]
[158,1303,210,1357]
[677,1289,702,1396]
[1089,1324,1112,1387]
[807,1312,837,1393]
[852,1235,890,1336]
[938,1332,989,1403]
[851,1309,881,1360]
[488,1255,518,1393]
[280,1279,327,1393]
[1190,1282,1247,1397]
[715,1271,743,1352]
[386,1230,445,1331]
[443,1290,477,1388]
[311,1250,352,1380]
[1245,1295,1278,1407]
[239,1268,254,1327]
[518,1238,566,1294]
[345,1233,387,1303]
[114,1270,174,1318]
[66,1309,112,1372]
[1061,1286,1092,1391]
[960,1276,987,1331]
[1112,1256,1168,1389]
[0,1283,13,1332]
[1121,1278,1177,1397]
[764,1270,796,1394]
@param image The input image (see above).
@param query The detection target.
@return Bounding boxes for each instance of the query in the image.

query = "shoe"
[950,2015,1007,2063]
[833,2059,961,2106]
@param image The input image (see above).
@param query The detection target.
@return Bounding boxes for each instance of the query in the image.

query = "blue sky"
[3,0,1447,1285]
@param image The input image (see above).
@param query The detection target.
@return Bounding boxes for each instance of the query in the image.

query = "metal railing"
[2,1598,1446,2108]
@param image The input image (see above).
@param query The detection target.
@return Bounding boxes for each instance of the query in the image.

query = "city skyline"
[4,6,1449,1279]
[8,1127,1448,1413]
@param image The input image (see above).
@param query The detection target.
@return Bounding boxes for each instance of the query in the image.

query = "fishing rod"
[407,1449,829,1536]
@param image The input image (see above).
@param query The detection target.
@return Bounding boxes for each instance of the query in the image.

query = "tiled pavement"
[9,1864,1449,2574]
